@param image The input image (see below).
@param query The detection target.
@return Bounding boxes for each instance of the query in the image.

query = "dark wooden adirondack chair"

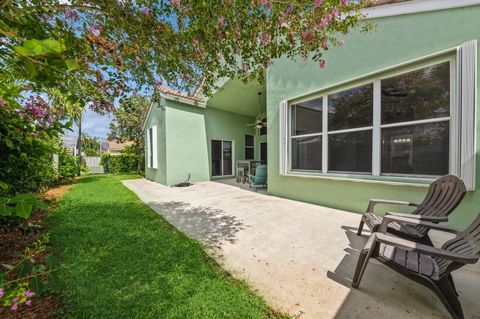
[357,175,466,244]
[352,213,480,319]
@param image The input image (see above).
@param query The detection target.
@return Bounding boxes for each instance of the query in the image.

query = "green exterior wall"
[144,99,167,185]
[266,5,480,230]
[145,98,256,186]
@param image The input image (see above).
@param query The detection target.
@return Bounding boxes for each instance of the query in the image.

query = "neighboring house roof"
[108,140,133,153]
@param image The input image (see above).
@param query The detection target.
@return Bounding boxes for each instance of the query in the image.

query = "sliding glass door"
[211,140,233,177]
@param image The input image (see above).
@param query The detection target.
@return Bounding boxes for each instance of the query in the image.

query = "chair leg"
[357,220,364,236]
[352,248,371,288]
[431,277,464,319]
[447,273,459,296]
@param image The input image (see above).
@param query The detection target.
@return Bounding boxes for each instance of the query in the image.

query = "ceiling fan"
[246,92,267,131]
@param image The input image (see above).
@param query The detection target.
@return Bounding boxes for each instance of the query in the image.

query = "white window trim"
[211,139,235,178]
[152,125,158,169]
[146,127,151,168]
[360,0,480,20]
[281,42,477,189]
[146,125,158,169]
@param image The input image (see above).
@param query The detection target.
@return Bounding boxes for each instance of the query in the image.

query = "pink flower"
[314,0,323,8]
[319,15,331,28]
[0,288,4,298]
[341,0,349,5]
[192,38,199,46]
[319,60,327,68]
[0,98,5,107]
[89,25,102,37]
[171,0,181,6]
[261,33,272,46]
[10,303,17,311]
[64,8,79,21]
[24,290,34,298]
[142,7,151,15]
[25,300,32,306]
[155,80,163,86]
[261,0,272,10]
[331,7,340,18]
[278,16,287,27]
[285,6,294,15]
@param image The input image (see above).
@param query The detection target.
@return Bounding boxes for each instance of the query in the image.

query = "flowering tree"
[1,0,371,101]
[1,0,372,188]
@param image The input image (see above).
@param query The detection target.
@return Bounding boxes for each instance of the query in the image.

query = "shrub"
[57,149,77,180]
[101,154,139,174]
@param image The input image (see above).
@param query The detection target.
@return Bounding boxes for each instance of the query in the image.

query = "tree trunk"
[136,142,142,174]
[77,118,82,176]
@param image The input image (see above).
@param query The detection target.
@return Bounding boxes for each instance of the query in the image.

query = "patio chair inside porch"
[248,164,267,190]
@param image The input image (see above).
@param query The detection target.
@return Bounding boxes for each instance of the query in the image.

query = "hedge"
[101,154,141,174]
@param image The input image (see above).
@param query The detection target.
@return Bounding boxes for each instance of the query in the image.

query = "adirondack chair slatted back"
[436,213,480,276]
[415,175,466,218]
[404,175,466,238]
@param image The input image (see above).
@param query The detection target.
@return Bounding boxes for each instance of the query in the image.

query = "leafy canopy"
[1,0,371,104]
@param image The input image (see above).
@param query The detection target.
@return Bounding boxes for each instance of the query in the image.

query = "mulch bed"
[0,181,74,318]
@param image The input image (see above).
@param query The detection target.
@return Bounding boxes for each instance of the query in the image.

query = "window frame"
[211,139,235,177]
[244,135,255,160]
[287,55,458,181]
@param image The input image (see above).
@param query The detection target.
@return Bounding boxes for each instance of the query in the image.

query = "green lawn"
[48,175,285,319]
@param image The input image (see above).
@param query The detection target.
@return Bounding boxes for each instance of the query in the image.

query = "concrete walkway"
[123,178,480,319]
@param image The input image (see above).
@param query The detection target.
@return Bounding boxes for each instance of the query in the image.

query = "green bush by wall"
[101,154,142,174]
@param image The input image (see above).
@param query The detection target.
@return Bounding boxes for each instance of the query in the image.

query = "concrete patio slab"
[123,178,480,319]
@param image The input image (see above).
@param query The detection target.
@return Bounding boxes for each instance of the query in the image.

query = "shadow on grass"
[48,189,282,319]
[75,175,106,184]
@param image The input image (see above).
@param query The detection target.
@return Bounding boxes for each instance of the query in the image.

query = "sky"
[71,109,112,138]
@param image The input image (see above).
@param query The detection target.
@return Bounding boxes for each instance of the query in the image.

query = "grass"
[47,175,285,319]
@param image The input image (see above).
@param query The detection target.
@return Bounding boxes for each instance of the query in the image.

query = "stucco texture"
[145,98,257,186]
[266,5,480,230]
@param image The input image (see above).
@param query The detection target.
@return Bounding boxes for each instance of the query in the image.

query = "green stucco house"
[144,1,480,229]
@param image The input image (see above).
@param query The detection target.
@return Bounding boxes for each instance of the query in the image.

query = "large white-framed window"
[146,125,158,169]
[280,41,477,189]
[211,139,234,177]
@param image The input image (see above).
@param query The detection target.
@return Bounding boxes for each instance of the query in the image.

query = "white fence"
[84,156,101,167]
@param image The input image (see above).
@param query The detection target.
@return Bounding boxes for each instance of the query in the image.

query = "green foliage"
[47,175,286,318]
[57,148,77,180]
[101,154,139,174]
[0,194,46,220]
[1,1,370,98]
[109,94,148,173]
[81,133,101,156]
[0,234,60,312]
[0,77,69,194]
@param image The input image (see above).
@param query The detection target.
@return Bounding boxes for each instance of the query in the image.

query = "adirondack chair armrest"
[373,233,478,264]
[385,212,448,222]
[380,215,460,235]
[366,199,418,213]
